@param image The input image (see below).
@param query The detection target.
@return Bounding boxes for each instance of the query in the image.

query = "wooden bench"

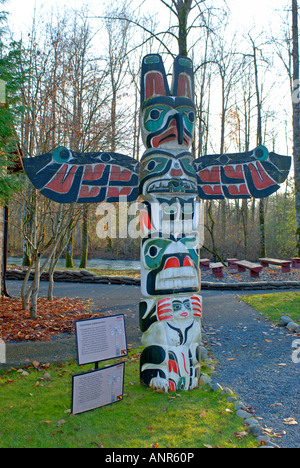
[200,258,211,270]
[235,260,263,278]
[259,258,291,273]
[227,258,239,269]
[210,262,225,279]
[292,257,300,269]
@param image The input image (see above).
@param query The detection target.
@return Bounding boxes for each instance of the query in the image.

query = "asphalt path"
[3,281,300,448]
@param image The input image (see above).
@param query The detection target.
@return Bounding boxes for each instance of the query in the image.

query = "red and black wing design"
[193,146,292,200]
[22,147,140,203]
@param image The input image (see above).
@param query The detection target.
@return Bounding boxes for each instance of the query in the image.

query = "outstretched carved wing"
[193,146,292,200]
[22,147,140,203]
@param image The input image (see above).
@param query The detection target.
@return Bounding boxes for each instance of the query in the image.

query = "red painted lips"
[163,256,193,269]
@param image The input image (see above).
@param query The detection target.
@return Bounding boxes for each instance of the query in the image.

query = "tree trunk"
[111,87,117,153]
[292,0,300,255]
[1,206,9,297]
[21,259,33,310]
[251,35,266,258]
[79,206,89,268]
[22,200,31,266]
[206,201,217,261]
[66,233,74,268]
[30,254,40,319]
[175,0,193,56]
[241,199,248,258]
[48,253,60,301]
[48,268,54,301]
[259,200,266,257]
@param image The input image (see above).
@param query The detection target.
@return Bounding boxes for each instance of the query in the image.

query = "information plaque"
[72,362,125,415]
[75,314,127,366]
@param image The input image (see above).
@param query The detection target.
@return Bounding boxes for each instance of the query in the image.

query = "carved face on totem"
[141,98,195,150]
[140,54,195,150]
[139,294,202,334]
[139,150,198,196]
[141,235,200,297]
[156,295,202,321]
[139,54,198,197]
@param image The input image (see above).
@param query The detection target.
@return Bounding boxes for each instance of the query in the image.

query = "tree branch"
[93,15,175,57]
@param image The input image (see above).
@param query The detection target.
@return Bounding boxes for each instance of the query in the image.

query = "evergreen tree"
[0,3,24,203]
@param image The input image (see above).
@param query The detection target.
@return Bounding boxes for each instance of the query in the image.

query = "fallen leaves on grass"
[234,431,248,440]
[0,296,103,342]
[283,418,298,426]
[151,442,159,448]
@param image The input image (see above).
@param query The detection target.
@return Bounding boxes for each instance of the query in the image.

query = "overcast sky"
[5,0,289,36]
[4,0,292,155]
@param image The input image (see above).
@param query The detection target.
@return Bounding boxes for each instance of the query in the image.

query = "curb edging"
[6,269,300,290]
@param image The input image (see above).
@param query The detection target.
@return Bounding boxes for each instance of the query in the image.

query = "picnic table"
[235,260,263,278]
[259,258,291,273]
[292,257,300,269]
[227,258,239,269]
[200,258,211,270]
[210,262,225,279]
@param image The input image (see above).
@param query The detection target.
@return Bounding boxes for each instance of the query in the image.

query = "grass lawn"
[240,291,300,325]
[0,350,259,449]
[88,268,140,278]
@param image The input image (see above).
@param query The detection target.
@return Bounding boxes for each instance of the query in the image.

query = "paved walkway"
[4,281,143,367]
[2,281,300,448]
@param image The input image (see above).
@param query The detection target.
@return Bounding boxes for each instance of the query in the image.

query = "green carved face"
[141,155,170,176]
[143,238,170,270]
[139,151,197,196]
[143,104,195,136]
[141,236,200,296]
[143,105,170,133]
[141,99,195,150]
[142,236,199,270]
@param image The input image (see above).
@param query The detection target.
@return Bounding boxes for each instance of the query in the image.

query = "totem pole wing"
[22,147,140,203]
[193,146,292,200]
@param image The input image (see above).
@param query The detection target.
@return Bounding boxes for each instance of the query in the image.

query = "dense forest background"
[3,0,299,266]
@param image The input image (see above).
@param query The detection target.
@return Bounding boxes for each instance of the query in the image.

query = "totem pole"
[23,54,292,392]
[138,55,203,392]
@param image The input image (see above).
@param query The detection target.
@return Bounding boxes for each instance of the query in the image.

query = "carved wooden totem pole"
[23,54,291,392]
[138,55,204,392]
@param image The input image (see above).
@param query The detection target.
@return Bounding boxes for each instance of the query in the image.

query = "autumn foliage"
[0,297,102,342]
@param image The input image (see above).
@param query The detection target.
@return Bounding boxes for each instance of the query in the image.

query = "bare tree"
[247,33,268,257]
[160,0,194,55]
[104,2,131,153]
[19,191,82,315]
[292,0,300,255]
[269,4,299,254]
[17,8,112,311]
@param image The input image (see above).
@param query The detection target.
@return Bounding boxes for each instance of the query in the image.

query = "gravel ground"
[203,289,300,449]
[201,265,300,284]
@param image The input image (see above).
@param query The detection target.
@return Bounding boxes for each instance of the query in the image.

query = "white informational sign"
[72,362,125,415]
[75,314,127,366]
